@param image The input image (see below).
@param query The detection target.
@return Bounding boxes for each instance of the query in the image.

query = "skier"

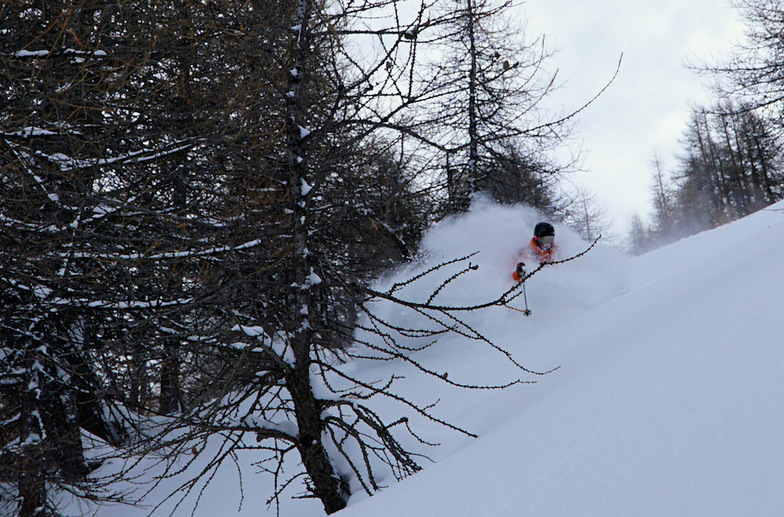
[513,222,557,282]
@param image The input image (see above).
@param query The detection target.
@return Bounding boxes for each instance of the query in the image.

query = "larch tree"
[118,1,564,514]
[671,104,782,234]
[420,0,584,214]
[0,1,199,513]
[1,1,593,516]
[562,185,610,242]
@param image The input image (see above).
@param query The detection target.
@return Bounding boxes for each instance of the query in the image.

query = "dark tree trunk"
[18,371,47,517]
[288,344,347,514]
[18,458,46,517]
[160,340,182,415]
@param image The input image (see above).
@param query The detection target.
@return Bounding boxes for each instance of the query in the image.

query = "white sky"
[519,0,747,235]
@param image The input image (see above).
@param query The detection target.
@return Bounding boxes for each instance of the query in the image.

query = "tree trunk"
[284,0,347,512]
[18,370,47,517]
[289,357,347,514]
[160,340,182,415]
[467,0,479,197]
[18,458,46,517]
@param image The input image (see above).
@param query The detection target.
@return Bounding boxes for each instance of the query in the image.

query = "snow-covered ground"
[83,199,784,517]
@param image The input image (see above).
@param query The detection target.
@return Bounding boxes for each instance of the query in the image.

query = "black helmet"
[534,222,555,238]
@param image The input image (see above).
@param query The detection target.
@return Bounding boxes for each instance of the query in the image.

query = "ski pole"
[516,262,531,316]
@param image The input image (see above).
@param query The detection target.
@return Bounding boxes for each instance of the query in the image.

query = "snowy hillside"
[85,199,784,517]
[338,201,784,517]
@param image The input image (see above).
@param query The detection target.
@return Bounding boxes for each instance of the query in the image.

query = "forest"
[0,1,587,515]
[1,0,783,516]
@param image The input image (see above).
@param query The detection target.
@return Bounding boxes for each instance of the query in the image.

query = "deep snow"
[83,199,784,517]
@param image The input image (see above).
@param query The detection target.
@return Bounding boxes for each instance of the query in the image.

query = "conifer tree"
[1,2,591,515]
[422,0,573,213]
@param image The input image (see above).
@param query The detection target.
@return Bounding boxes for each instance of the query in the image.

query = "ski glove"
[513,262,526,282]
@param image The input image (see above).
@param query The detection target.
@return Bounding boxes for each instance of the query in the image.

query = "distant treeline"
[629,0,784,254]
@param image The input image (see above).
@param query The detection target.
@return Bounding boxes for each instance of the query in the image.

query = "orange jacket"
[512,238,556,281]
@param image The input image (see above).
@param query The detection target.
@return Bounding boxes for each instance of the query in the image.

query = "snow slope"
[85,199,784,517]
[336,201,784,517]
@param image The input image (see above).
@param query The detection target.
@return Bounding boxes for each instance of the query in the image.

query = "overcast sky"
[519,0,746,236]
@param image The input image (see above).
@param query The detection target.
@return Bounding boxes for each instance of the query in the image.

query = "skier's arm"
[513,261,526,282]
